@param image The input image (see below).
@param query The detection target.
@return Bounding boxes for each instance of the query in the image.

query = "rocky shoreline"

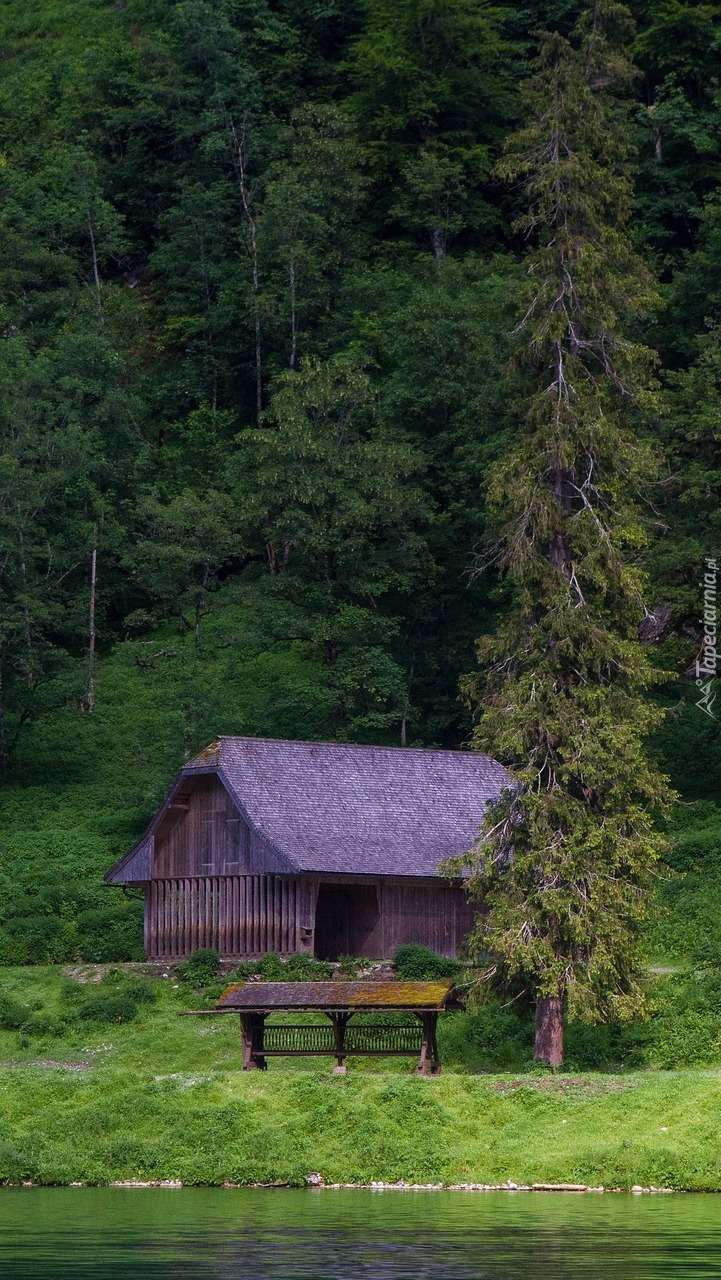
[16,1177,674,1193]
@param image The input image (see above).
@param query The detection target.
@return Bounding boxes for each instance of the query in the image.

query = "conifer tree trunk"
[535,998,564,1067]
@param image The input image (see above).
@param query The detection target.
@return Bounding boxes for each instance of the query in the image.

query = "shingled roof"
[201,736,507,877]
[106,736,510,882]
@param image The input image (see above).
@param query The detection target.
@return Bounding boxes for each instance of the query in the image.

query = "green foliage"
[391,944,463,981]
[0,992,31,1032]
[77,996,140,1026]
[441,998,533,1070]
[256,952,334,981]
[645,805,721,965]
[647,970,721,1068]
[0,968,161,1039]
[75,906,145,965]
[0,873,144,968]
[0,0,716,977]
[176,950,222,988]
[455,5,675,1046]
[176,948,335,993]
[348,0,517,248]
[220,953,335,984]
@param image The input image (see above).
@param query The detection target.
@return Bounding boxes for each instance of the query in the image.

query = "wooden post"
[418,1013,431,1076]
[254,1013,267,1070]
[417,1013,441,1076]
[297,879,319,953]
[430,1012,441,1075]
[240,1013,254,1070]
[240,1013,267,1070]
[330,1012,350,1073]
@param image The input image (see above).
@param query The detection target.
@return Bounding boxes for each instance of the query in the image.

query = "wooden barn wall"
[145,875,303,959]
[330,880,473,962]
[377,882,475,958]
[144,868,475,961]
[152,775,287,879]
[107,836,151,885]
[308,877,476,960]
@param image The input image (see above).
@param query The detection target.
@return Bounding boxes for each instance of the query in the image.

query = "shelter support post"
[329,1011,351,1074]
[417,1012,441,1076]
[240,1012,267,1070]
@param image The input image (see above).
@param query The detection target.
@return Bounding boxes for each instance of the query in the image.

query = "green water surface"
[1,1188,720,1278]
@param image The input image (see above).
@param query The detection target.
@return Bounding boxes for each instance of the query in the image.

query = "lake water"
[1,1188,720,1278]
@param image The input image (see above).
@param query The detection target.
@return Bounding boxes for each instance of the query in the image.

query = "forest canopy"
[0,0,718,965]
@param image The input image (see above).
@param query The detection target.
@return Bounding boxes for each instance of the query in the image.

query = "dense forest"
[0,0,719,966]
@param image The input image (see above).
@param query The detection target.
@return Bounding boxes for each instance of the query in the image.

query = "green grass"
[1,964,721,1190]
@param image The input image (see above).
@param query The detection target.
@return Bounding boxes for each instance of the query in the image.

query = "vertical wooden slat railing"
[252,876,260,954]
[238,877,246,955]
[146,876,299,959]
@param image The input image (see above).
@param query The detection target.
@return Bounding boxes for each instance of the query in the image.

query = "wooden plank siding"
[378,881,475,958]
[309,877,475,960]
[145,874,474,961]
[151,774,289,880]
[146,875,302,959]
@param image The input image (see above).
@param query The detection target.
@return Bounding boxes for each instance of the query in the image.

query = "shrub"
[0,992,31,1032]
[392,944,462,981]
[197,982,226,1003]
[439,1000,533,1071]
[0,931,29,966]
[667,821,721,873]
[103,976,156,1005]
[20,1011,70,1038]
[564,1020,648,1070]
[5,915,63,963]
[77,995,139,1025]
[176,949,221,986]
[225,960,262,982]
[0,1140,39,1184]
[263,952,333,981]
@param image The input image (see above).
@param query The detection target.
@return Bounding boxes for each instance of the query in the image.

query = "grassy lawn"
[0,965,720,1190]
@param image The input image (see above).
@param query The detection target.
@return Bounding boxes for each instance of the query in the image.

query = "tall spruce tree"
[455,2,675,1066]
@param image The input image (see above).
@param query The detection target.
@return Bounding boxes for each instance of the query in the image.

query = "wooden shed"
[104,736,509,962]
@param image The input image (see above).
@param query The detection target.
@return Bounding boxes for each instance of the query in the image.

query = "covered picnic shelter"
[191,980,458,1075]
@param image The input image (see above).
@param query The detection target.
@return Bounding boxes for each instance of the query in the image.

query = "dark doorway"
[314,884,380,960]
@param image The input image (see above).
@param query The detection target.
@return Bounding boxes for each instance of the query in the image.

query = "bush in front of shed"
[176,949,222,987]
[392,944,462,982]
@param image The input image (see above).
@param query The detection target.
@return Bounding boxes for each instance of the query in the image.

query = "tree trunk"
[534,996,563,1066]
[86,203,104,329]
[0,662,8,772]
[228,116,263,427]
[289,257,297,369]
[87,539,97,713]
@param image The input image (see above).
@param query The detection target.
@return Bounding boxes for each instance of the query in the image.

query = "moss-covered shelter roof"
[214,980,456,1012]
